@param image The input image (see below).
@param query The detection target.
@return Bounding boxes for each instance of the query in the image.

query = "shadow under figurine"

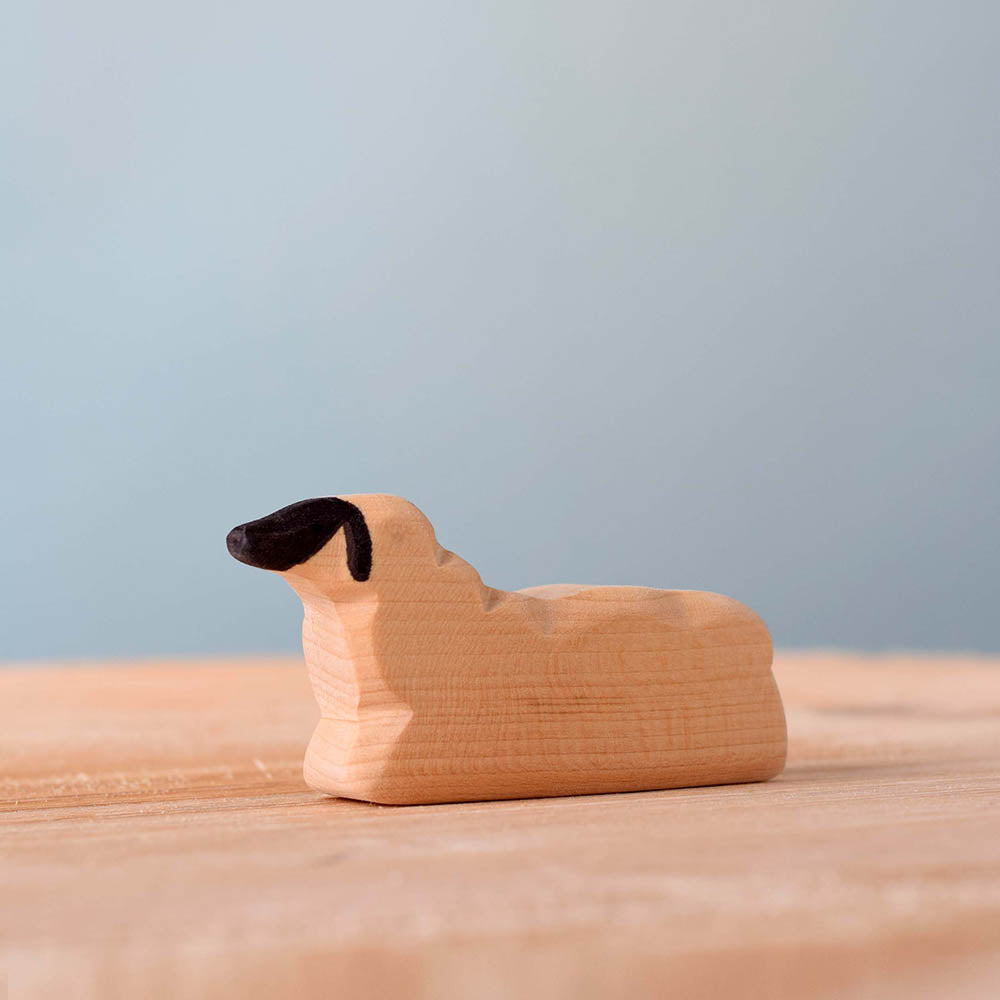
[227,494,786,805]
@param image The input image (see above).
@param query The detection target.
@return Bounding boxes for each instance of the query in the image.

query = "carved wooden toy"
[227,495,786,805]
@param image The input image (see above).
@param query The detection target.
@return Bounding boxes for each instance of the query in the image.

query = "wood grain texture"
[2,653,999,999]
[230,493,786,803]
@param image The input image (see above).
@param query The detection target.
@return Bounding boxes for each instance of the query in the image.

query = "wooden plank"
[2,653,999,999]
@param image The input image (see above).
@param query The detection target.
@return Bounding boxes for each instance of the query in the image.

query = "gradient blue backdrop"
[3,1,998,659]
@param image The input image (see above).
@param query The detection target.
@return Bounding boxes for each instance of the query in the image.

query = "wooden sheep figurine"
[227,494,786,805]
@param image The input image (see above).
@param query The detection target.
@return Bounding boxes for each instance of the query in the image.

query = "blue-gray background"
[3,1,998,660]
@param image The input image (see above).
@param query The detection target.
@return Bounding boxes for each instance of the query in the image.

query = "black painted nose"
[227,497,351,572]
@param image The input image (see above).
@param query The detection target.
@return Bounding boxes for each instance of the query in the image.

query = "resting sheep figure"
[227,494,787,804]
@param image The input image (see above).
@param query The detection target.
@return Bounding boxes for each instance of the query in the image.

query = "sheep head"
[226,494,439,599]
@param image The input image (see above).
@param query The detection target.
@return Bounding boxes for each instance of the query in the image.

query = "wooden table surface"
[3,653,999,999]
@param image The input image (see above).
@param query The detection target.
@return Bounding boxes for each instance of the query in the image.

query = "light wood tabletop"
[3,653,999,999]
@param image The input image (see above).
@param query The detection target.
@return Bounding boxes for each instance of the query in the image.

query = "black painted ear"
[226,497,372,580]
